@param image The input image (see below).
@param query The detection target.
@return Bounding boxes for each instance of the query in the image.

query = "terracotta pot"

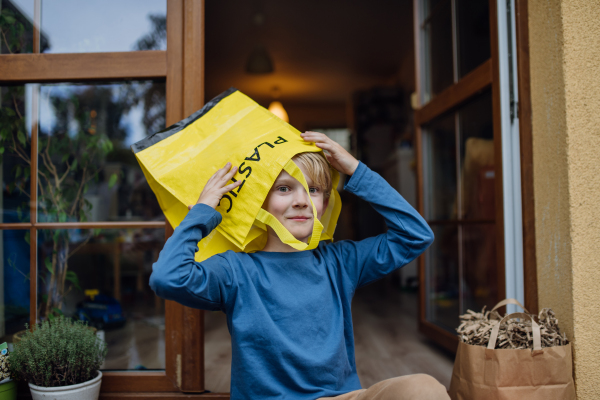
[28,371,102,400]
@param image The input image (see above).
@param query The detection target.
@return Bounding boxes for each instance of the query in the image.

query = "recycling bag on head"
[131,88,342,262]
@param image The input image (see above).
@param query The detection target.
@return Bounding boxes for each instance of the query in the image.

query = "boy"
[150,131,449,399]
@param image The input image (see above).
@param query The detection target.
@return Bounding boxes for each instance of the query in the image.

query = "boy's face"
[263,163,328,243]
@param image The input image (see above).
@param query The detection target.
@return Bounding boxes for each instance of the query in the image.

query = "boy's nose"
[292,190,310,208]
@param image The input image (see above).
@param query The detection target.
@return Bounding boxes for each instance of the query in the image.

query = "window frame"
[0,0,221,396]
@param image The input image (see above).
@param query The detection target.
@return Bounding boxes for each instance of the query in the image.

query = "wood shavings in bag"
[457,306,569,349]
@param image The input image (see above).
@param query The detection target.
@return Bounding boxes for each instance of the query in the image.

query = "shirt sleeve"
[149,203,236,312]
[323,161,434,291]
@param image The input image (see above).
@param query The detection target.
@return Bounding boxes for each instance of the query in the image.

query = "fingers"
[208,162,236,185]
[217,164,237,184]
[222,179,243,192]
[215,162,233,180]
[301,131,330,143]
[301,131,337,150]
[314,141,335,151]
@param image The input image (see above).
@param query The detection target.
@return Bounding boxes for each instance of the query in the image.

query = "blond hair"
[292,152,333,198]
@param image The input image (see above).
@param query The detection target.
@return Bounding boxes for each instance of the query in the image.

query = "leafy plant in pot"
[9,317,107,400]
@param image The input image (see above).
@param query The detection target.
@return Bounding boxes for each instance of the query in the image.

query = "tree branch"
[57,159,72,186]
[9,131,31,165]
[68,167,86,217]
[12,94,23,121]
[44,135,61,186]
[66,233,93,261]
[14,181,31,199]
[0,29,13,55]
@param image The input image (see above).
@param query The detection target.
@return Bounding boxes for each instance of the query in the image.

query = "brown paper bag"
[449,312,576,400]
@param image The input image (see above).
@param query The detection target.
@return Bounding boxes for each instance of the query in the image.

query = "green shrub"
[10,317,107,387]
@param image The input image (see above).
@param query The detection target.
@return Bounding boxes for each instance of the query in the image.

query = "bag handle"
[486,312,542,352]
[255,159,324,251]
[491,298,529,314]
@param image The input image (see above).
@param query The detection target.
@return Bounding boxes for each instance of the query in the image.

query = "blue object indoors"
[2,212,30,331]
[76,293,126,330]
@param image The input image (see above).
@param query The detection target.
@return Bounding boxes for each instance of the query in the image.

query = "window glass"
[456,0,491,78]
[205,311,231,392]
[0,0,36,54]
[458,89,494,221]
[462,223,496,313]
[423,90,496,331]
[37,228,165,370]
[457,90,495,313]
[37,81,166,223]
[425,224,459,332]
[0,85,32,222]
[41,0,166,53]
[422,112,456,221]
[423,0,453,100]
[0,229,30,342]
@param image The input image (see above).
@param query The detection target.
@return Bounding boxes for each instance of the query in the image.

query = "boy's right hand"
[189,162,243,210]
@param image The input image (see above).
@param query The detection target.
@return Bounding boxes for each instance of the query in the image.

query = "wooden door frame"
[413,0,537,353]
[514,0,537,315]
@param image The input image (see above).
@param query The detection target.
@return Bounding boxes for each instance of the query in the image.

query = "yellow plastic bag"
[131,88,342,262]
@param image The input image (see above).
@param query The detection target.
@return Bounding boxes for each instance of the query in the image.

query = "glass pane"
[456,0,491,78]
[205,310,231,393]
[0,229,30,343]
[462,223,496,313]
[424,0,445,19]
[0,85,32,222]
[41,0,166,53]
[458,90,494,221]
[37,81,166,223]
[424,0,453,100]
[0,0,34,54]
[37,228,165,370]
[426,224,459,332]
[423,112,456,221]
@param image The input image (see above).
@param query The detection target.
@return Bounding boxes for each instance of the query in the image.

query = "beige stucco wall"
[529,0,600,398]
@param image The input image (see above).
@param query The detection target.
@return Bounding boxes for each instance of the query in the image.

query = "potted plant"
[9,317,107,400]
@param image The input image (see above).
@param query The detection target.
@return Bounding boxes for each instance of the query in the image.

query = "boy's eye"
[277,186,289,193]
[309,187,319,194]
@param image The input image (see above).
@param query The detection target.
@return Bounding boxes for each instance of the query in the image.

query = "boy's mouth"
[288,215,311,221]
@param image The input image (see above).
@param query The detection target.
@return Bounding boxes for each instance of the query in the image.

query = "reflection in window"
[0,85,32,222]
[456,0,491,78]
[423,0,453,99]
[0,0,33,54]
[420,0,491,102]
[458,90,494,221]
[422,112,456,221]
[37,228,165,370]
[426,224,459,331]
[423,90,496,332]
[37,81,166,223]
[41,0,166,53]
[0,230,30,342]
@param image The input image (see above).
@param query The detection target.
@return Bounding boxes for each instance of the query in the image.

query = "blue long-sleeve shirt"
[150,162,434,400]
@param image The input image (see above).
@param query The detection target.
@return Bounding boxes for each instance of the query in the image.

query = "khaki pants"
[318,374,450,400]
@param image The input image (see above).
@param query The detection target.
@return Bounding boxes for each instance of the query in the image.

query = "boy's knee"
[407,374,448,399]
[387,374,448,400]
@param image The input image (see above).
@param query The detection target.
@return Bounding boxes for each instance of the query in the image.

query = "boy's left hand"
[300,131,359,176]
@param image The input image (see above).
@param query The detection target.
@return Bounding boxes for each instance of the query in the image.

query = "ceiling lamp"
[268,101,288,123]
[246,44,274,74]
